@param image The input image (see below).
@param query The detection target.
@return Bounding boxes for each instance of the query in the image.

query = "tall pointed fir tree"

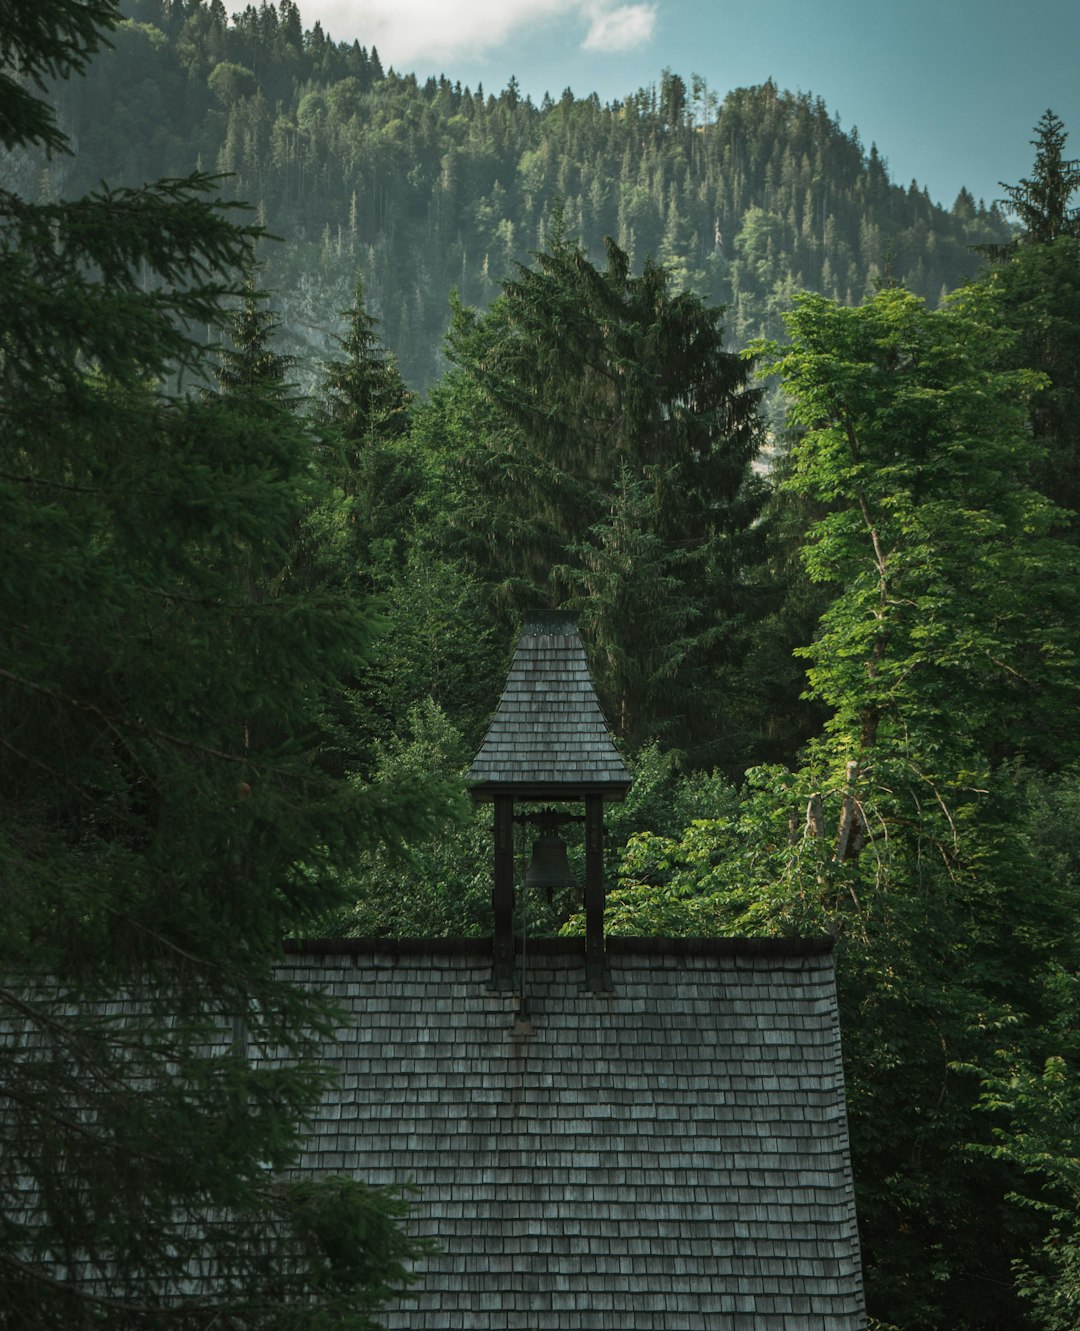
[435,229,766,767]
[315,274,417,574]
[312,277,507,768]
[0,4,450,1326]
[320,274,413,452]
[977,111,1080,532]
[998,109,1080,247]
[215,268,296,397]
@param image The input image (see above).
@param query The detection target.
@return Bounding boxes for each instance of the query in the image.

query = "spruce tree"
[0,4,448,1325]
[215,269,296,397]
[979,112,1080,529]
[319,275,413,458]
[440,230,765,765]
[1000,108,1080,245]
[314,273,417,569]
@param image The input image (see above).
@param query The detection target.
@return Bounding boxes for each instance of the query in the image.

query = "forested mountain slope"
[45,0,1010,385]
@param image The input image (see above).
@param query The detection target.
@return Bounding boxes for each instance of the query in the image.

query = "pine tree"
[319,274,413,451]
[440,229,766,764]
[216,269,296,396]
[1,5,449,1325]
[1000,108,1080,245]
[313,274,417,569]
[978,112,1080,529]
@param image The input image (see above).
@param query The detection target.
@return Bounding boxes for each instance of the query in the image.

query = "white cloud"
[303,0,657,67]
[582,3,657,52]
[308,0,572,65]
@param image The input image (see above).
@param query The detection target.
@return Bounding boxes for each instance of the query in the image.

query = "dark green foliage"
[981,235,1080,534]
[318,274,412,451]
[733,440,834,768]
[313,274,417,579]
[216,268,297,395]
[303,278,509,771]
[14,9,1080,1327]
[974,113,1080,535]
[357,549,508,760]
[434,230,766,768]
[1,4,452,1324]
[964,773,1080,1331]
[0,0,118,152]
[999,110,1080,246]
[325,700,489,939]
[288,1175,436,1326]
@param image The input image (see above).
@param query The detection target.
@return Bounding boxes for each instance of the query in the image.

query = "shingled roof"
[281,937,866,1330]
[467,611,631,801]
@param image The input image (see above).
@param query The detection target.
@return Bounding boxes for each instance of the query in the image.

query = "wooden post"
[584,794,606,992]
[491,794,515,990]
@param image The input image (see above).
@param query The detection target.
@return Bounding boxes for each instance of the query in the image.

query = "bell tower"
[467,611,631,992]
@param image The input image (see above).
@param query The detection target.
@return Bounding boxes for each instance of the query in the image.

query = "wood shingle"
[281,937,866,1330]
[467,611,631,801]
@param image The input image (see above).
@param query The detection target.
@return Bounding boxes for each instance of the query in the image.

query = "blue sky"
[298,0,1080,211]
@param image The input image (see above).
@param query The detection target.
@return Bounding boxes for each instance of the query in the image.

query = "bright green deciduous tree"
[760,287,1079,1331]
[1,4,451,1326]
[608,286,1080,1329]
[771,287,1078,788]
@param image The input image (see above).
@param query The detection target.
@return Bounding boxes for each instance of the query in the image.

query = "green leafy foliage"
[287,1176,434,1329]
[11,12,1080,1327]
[323,700,489,939]
[755,287,1080,1329]
[593,283,1080,1328]
[774,287,1077,763]
[966,968,1080,1331]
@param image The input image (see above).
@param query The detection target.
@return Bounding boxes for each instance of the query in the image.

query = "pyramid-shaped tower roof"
[467,610,631,802]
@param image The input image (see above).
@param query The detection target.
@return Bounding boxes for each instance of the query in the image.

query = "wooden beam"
[491,794,515,991]
[584,794,607,992]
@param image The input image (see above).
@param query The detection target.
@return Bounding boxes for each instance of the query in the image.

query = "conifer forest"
[4,2,1080,1329]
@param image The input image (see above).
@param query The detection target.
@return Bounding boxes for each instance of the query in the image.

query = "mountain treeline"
[43,0,1010,385]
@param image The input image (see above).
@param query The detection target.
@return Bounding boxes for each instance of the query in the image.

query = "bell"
[524,832,575,890]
